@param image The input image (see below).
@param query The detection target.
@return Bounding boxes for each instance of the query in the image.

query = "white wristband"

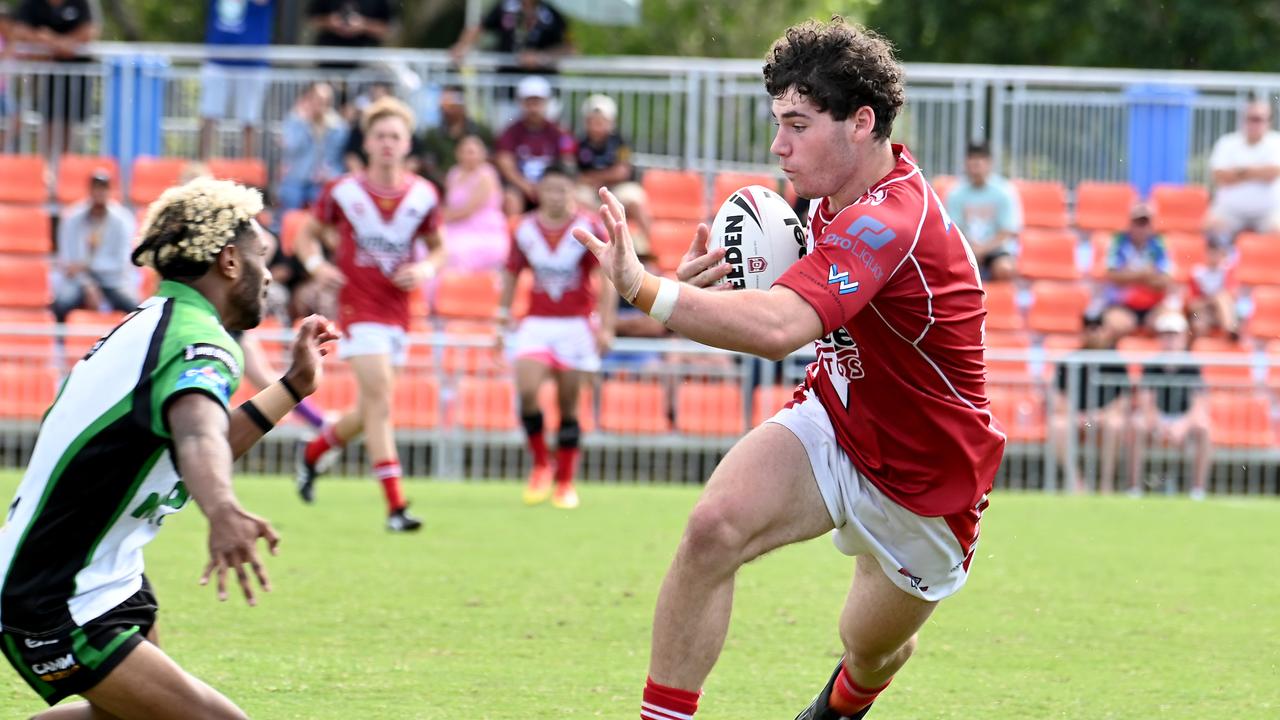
[648,277,680,324]
[303,254,323,273]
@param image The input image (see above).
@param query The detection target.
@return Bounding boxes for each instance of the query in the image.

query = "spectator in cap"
[52,170,138,322]
[575,93,653,246]
[1101,201,1176,336]
[495,75,576,215]
[1129,310,1212,500]
[450,0,574,75]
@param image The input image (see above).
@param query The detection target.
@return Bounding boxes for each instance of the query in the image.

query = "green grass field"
[2,471,1278,719]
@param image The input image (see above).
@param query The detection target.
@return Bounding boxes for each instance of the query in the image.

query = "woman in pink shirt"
[442,134,509,272]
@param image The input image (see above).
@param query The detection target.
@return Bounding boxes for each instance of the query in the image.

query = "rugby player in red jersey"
[575,17,1006,719]
[294,96,445,532]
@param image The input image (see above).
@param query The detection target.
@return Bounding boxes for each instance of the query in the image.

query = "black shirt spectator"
[1055,358,1131,414]
[1141,363,1203,416]
[308,0,393,69]
[451,0,572,74]
[577,133,633,180]
[13,0,96,149]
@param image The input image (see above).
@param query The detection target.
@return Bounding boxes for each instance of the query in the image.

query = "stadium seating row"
[0,154,268,207]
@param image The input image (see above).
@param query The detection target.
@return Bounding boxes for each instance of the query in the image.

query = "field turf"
[2,472,1277,718]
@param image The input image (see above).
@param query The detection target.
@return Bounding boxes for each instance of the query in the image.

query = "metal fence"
[5,44,1280,199]
[1,323,1278,496]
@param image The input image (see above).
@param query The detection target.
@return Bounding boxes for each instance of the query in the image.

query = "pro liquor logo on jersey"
[174,366,231,403]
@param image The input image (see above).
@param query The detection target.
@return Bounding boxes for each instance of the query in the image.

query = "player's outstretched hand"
[573,187,647,303]
[677,224,732,289]
[200,504,280,606]
[284,315,340,398]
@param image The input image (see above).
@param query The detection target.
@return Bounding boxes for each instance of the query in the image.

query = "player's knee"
[843,633,917,676]
[679,501,747,569]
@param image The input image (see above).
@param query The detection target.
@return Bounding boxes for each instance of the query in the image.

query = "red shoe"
[523,464,553,505]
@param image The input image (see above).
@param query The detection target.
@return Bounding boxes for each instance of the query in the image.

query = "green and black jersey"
[0,281,243,634]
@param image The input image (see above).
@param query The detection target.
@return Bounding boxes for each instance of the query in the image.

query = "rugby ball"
[707,185,806,290]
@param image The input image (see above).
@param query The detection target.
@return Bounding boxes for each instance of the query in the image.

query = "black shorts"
[38,67,92,124]
[1,577,157,706]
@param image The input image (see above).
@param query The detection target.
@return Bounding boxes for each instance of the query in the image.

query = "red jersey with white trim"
[773,145,1006,517]
[314,173,441,330]
[506,212,602,317]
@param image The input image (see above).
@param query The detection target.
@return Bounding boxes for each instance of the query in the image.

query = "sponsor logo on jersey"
[32,654,77,677]
[812,327,865,407]
[131,480,190,524]
[747,256,768,274]
[23,637,58,649]
[846,216,897,250]
[826,264,859,295]
[184,344,241,378]
[174,366,231,402]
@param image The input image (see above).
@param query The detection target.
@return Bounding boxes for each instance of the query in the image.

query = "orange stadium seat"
[0,155,48,204]
[455,376,517,431]
[1161,232,1206,284]
[0,256,50,308]
[751,383,797,427]
[434,271,501,320]
[1073,181,1137,232]
[208,158,268,189]
[311,363,356,409]
[1249,286,1280,341]
[713,172,777,208]
[1192,336,1253,387]
[1013,180,1068,229]
[1017,228,1080,281]
[982,281,1022,331]
[986,385,1046,442]
[930,174,956,203]
[129,157,188,207]
[676,381,745,436]
[63,310,127,360]
[440,320,500,376]
[278,208,311,256]
[0,204,52,254]
[649,220,693,272]
[0,308,56,362]
[599,379,669,434]
[538,380,595,434]
[985,331,1031,379]
[1149,183,1209,234]
[1027,282,1089,335]
[0,362,58,419]
[1206,392,1272,447]
[1233,232,1280,287]
[392,372,440,429]
[56,155,121,205]
[642,169,707,222]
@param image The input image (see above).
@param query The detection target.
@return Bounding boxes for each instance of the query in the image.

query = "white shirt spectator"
[1208,129,1280,222]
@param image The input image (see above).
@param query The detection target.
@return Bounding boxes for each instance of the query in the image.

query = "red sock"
[373,460,405,512]
[528,433,550,469]
[641,676,699,719]
[304,425,343,466]
[828,663,891,716]
[554,447,579,485]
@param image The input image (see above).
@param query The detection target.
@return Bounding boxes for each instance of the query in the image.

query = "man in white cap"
[495,75,577,215]
[575,93,653,242]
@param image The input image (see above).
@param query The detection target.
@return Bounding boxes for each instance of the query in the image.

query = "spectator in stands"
[450,0,573,75]
[1187,238,1240,340]
[342,80,422,175]
[307,0,394,71]
[575,93,653,242]
[11,0,99,155]
[198,0,274,159]
[419,85,494,188]
[278,81,348,212]
[51,171,137,322]
[1206,98,1280,244]
[1049,309,1132,493]
[1128,311,1211,500]
[495,75,576,215]
[945,141,1020,280]
[1101,202,1174,335]
[442,134,508,272]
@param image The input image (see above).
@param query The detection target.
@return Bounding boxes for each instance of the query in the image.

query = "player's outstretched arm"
[168,393,280,606]
[574,187,823,361]
[228,316,339,457]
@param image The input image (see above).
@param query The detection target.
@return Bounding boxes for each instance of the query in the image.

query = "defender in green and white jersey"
[0,178,336,719]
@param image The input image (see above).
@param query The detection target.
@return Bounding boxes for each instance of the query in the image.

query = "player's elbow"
[757,325,806,362]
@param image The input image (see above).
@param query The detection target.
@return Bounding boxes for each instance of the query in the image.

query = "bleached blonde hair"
[132,177,263,279]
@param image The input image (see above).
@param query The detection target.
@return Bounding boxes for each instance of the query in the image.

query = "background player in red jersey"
[497,166,617,509]
[293,97,445,532]
[574,18,1006,720]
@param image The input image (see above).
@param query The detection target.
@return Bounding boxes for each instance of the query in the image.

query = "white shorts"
[511,316,600,372]
[338,322,408,367]
[766,389,976,601]
[199,64,269,123]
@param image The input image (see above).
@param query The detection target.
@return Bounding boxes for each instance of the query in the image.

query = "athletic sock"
[304,424,343,465]
[555,418,581,485]
[521,412,549,468]
[828,664,891,716]
[373,460,406,512]
[641,676,699,720]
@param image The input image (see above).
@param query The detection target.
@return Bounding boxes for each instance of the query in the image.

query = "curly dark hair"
[763,17,905,141]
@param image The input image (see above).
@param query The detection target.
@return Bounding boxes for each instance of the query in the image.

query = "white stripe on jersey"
[330,177,437,274]
[513,215,593,302]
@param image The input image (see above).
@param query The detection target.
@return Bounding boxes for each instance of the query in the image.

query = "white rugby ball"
[707,185,806,290]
